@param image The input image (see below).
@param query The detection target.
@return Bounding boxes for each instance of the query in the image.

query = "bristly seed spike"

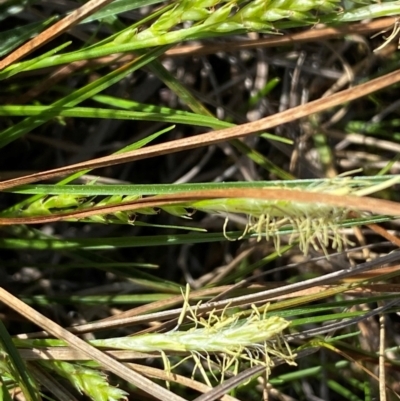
[91,287,296,385]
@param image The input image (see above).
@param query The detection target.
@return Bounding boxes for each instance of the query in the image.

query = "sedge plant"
[1,0,400,400]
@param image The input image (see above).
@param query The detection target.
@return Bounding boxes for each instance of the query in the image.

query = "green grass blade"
[2,125,174,215]
[327,379,363,401]
[0,17,57,57]
[0,105,231,129]
[0,45,170,147]
[0,319,40,401]
[7,175,398,196]
[0,379,13,401]
[0,41,72,80]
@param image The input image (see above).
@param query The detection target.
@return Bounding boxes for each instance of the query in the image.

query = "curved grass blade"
[0,319,41,401]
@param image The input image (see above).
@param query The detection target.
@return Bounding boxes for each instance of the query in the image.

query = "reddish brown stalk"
[0,0,114,70]
[18,17,400,72]
[366,223,400,248]
[1,188,400,225]
[166,17,398,58]
[1,64,400,191]
[8,18,396,104]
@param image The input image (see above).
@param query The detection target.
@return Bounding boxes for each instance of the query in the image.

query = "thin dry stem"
[1,187,400,224]
[0,0,115,70]
[0,288,186,401]
[1,65,400,191]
